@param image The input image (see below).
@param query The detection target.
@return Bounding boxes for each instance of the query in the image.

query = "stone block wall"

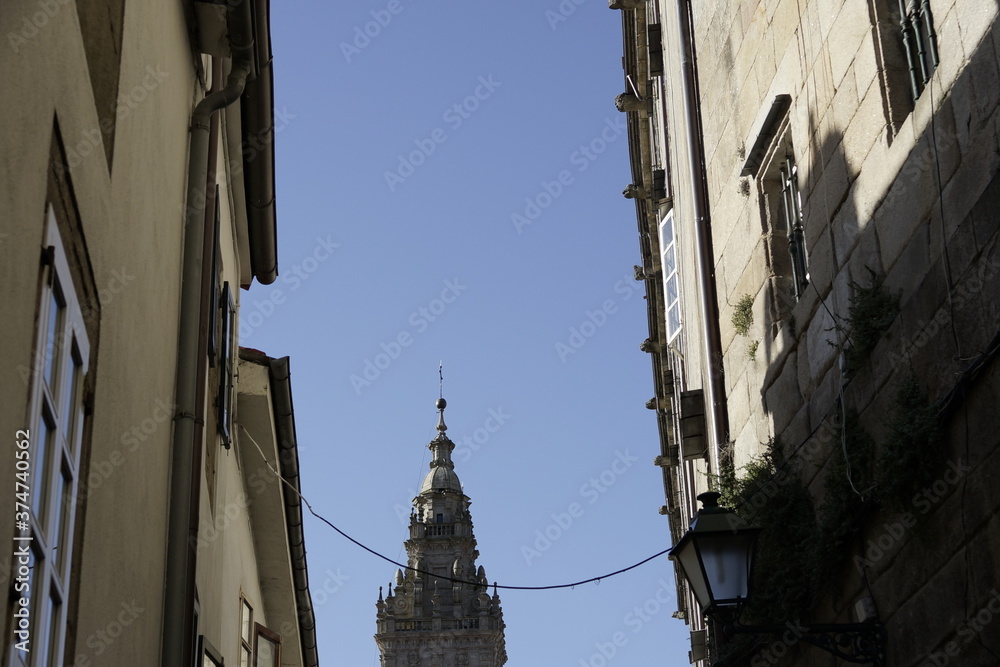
[687,0,1000,663]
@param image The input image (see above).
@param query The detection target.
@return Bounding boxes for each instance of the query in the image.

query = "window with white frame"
[238,597,282,667]
[658,209,682,342]
[9,207,91,667]
[239,597,253,667]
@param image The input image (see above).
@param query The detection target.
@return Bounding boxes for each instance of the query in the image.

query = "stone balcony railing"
[411,522,470,538]
[380,616,500,634]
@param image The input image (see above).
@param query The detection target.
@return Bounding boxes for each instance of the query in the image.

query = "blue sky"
[245,1,694,664]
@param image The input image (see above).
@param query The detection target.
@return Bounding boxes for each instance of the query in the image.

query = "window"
[748,107,811,320]
[239,597,253,667]
[238,600,281,667]
[9,207,91,667]
[253,624,281,667]
[898,0,939,101]
[192,595,202,667]
[647,23,664,76]
[198,635,224,667]
[658,209,682,342]
[868,0,939,134]
[779,154,810,299]
[218,282,235,448]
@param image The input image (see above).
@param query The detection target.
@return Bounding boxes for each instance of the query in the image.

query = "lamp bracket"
[729,621,885,667]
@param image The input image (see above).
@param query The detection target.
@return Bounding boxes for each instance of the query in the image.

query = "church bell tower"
[374,397,507,666]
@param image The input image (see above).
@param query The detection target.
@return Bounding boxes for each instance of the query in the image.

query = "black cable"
[927,73,964,359]
[240,425,671,592]
[305,501,671,591]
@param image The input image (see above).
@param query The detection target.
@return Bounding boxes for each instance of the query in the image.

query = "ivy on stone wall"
[714,441,819,623]
[711,374,945,666]
[711,442,819,666]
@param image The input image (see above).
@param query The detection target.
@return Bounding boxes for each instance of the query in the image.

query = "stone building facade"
[375,399,507,667]
[615,0,1000,664]
[0,1,318,665]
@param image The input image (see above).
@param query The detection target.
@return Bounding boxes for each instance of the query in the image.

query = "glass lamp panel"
[674,537,711,610]
[697,534,752,605]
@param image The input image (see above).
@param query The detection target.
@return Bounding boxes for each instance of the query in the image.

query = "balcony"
[417,522,469,538]
[381,617,497,634]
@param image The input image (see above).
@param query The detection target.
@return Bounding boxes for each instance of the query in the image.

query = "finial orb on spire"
[435,396,448,434]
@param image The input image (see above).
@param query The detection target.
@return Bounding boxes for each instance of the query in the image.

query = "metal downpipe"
[162,1,254,664]
[674,0,729,466]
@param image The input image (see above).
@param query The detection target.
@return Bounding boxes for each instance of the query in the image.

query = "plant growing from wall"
[876,375,942,511]
[713,440,819,622]
[843,269,898,376]
[711,441,819,665]
[747,340,759,360]
[732,294,754,337]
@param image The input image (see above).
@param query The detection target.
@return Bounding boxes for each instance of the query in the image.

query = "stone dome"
[420,463,463,494]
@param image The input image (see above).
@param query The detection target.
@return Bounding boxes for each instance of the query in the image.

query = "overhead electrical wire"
[240,424,671,591]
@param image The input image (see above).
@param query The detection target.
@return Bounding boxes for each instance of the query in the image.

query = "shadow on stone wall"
[745,19,1000,667]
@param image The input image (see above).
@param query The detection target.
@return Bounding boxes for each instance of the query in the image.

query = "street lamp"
[669,491,886,666]
[667,491,759,613]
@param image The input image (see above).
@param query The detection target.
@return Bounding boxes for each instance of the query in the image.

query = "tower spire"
[375,395,507,665]
[437,363,447,433]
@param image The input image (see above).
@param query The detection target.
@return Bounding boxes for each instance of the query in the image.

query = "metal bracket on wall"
[729,621,886,666]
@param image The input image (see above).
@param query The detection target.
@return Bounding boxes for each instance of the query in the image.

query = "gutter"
[162,2,254,665]
[267,356,320,667]
[618,0,680,515]
[673,0,729,466]
[242,0,278,285]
